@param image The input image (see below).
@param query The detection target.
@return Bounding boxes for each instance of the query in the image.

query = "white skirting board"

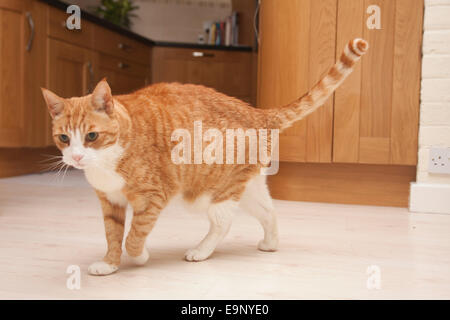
[410,182,450,214]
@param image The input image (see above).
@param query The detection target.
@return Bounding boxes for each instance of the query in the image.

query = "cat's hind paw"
[128,249,149,266]
[88,261,118,276]
[257,239,278,252]
[184,248,211,262]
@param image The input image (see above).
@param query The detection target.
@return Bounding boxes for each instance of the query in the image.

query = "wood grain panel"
[26,1,50,147]
[47,39,98,145]
[258,0,338,163]
[273,0,309,162]
[0,0,26,11]
[152,48,188,82]
[333,0,364,163]
[98,53,149,95]
[258,0,338,162]
[0,146,59,178]
[48,39,95,98]
[360,0,396,139]
[306,0,336,163]
[47,6,95,50]
[268,162,416,207]
[0,1,50,147]
[359,137,390,164]
[94,27,151,66]
[0,7,26,147]
[390,0,423,165]
[333,0,423,165]
[152,46,252,101]
[278,136,307,163]
[231,0,256,47]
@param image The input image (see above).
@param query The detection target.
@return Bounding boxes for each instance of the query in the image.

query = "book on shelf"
[209,23,216,45]
[225,16,232,46]
[215,22,222,45]
[205,11,240,47]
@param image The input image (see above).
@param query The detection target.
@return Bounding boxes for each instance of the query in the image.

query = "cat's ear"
[91,78,114,115]
[41,88,65,119]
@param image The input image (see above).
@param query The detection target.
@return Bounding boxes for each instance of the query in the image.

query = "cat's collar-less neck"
[112,98,132,148]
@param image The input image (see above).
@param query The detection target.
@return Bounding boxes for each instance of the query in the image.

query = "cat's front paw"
[88,261,118,276]
[128,249,149,266]
[184,248,211,262]
[257,239,278,252]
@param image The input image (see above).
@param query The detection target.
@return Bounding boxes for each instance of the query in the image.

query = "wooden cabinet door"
[333,0,423,165]
[0,0,46,147]
[257,0,337,162]
[97,54,149,95]
[47,39,97,144]
[0,1,27,147]
[152,47,253,103]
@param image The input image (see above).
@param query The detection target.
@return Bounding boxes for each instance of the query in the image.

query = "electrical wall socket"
[429,147,450,174]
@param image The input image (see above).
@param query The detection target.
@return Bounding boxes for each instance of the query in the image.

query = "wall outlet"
[429,147,450,174]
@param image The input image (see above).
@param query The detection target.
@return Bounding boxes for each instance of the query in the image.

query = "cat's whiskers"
[38,154,63,164]
[53,161,70,184]
[60,163,71,183]
[39,159,65,172]
[39,158,72,185]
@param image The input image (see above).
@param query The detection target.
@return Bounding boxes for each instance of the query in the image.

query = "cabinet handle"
[87,61,94,93]
[192,51,215,58]
[25,12,35,52]
[118,62,130,69]
[118,43,132,50]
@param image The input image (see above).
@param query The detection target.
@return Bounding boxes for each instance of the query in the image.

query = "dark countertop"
[39,0,253,52]
[153,41,253,52]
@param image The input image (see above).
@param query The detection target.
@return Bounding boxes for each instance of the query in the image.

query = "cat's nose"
[72,154,84,162]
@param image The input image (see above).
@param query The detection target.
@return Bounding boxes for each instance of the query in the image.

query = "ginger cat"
[41,39,368,275]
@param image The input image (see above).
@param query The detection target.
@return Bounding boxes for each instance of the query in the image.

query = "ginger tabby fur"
[42,39,368,275]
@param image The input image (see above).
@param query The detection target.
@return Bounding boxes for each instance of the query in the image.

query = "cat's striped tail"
[265,38,369,130]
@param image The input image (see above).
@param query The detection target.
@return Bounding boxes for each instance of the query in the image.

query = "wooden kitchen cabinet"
[334,0,423,165]
[48,39,97,104]
[258,0,336,163]
[0,1,29,147]
[46,39,98,143]
[152,46,253,103]
[0,0,48,147]
[258,0,423,206]
[45,7,152,143]
[0,0,153,177]
[258,0,423,166]
[47,46,150,142]
[47,6,151,98]
[97,54,150,95]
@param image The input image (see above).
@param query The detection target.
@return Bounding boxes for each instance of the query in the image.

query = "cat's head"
[41,79,122,170]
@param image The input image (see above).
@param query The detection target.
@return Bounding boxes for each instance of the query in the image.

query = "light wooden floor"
[0,170,449,299]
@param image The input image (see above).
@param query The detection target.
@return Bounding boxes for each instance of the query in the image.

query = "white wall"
[131,0,232,43]
[71,0,232,43]
[410,0,450,214]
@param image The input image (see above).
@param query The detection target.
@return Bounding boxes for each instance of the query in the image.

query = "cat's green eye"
[59,134,69,143]
[86,132,98,142]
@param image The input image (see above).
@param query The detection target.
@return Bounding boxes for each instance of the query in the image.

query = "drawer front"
[155,47,250,63]
[152,47,252,97]
[94,28,150,65]
[97,53,150,94]
[98,54,149,78]
[48,7,95,49]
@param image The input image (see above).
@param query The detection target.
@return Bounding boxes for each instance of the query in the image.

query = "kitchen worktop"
[39,0,253,52]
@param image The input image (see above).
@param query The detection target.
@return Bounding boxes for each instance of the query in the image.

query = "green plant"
[95,0,139,29]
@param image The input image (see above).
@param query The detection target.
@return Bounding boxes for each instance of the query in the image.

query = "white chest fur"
[83,143,128,207]
[84,167,127,206]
